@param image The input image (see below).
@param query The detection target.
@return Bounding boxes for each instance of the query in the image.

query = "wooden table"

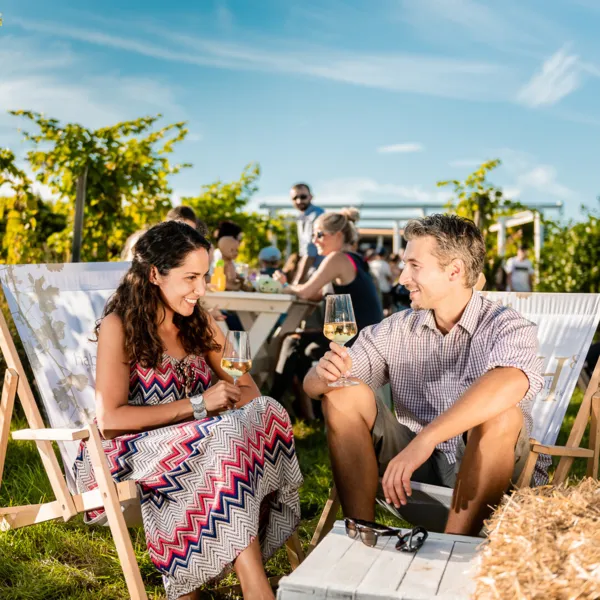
[203,291,316,383]
[277,521,481,600]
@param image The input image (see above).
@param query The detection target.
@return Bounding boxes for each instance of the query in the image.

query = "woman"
[271,209,383,417]
[73,221,302,600]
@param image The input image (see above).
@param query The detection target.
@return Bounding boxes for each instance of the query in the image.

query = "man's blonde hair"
[403,214,485,288]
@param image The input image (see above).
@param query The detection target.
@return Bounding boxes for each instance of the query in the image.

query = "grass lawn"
[0,388,592,599]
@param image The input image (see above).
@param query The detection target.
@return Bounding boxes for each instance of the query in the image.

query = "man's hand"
[316,342,353,383]
[382,436,436,508]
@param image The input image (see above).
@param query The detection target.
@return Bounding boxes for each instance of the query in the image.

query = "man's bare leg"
[446,405,523,536]
[322,383,379,520]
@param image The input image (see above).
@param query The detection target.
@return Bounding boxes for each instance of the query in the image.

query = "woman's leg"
[234,538,274,600]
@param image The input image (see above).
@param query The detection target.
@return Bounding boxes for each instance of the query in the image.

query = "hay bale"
[474,478,600,600]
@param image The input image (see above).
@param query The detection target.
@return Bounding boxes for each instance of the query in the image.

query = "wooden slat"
[0,500,63,531]
[12,427,90,442]
[0,368,18,486]
[279,525,354,597]
[555,360,600,483]
[308,486,341,553]
[436,541,479,599]
[0,307,78,521]
[84,424,147,600]
[72,480,139,513]
[285,531,305,570]
[320,533,384,599]
[531,444,593,458]
[587,394,600,478]
[355,534,416,600]
[395,538,455,599]
[203,291,295,314]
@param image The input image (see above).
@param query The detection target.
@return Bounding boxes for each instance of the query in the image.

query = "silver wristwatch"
[190,393,207,420]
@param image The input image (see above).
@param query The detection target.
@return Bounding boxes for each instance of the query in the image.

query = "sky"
[1,0,599,225]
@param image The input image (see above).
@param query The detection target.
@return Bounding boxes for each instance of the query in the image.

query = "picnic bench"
[277,521,481,600]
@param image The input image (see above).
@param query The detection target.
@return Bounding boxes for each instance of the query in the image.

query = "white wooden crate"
[278,521,482,600]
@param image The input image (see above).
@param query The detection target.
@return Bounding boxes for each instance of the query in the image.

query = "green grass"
[0,388,593,598]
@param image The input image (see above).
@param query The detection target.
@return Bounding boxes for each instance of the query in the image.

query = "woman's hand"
[273,271,288,285]
[202,380,242,414]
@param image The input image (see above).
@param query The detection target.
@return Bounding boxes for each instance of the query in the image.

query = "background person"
[505,245,535,292]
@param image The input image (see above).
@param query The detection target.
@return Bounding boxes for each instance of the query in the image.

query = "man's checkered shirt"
[348,291,544,467]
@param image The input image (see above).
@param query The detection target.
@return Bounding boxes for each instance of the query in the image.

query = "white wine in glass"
[323,294,359,387]
[221,331,252,387]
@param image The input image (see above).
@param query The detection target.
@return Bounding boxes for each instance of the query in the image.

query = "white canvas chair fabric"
[0,262,128,489]
[377,291,600,531]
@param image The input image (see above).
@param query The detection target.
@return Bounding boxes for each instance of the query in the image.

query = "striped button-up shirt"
[348,291,544,464]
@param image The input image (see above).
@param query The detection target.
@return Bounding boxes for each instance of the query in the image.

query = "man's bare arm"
[417,367,529,449]
[303,342,353,399]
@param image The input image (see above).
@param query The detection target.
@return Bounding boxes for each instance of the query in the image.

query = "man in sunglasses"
[304,214,544,537]
[290,183,324,283]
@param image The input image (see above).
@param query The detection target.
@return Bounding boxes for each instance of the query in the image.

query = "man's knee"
[322,382,378,430]
[470,405,523,445]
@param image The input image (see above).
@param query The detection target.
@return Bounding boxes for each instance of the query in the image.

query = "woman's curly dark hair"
[96,221,220,367]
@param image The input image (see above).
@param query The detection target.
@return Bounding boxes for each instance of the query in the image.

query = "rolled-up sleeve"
[487,314,544,404]
[347,317,392,390]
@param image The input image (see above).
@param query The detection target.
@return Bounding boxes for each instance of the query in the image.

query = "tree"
[538,212,600,293]
[10,112,190,262]
[438,159,527,287]
[182,163,289,265]
[0,148,66,264]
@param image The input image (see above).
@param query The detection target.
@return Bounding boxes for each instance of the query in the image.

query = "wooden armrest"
[12,428,90,442]
[531,443,594,458]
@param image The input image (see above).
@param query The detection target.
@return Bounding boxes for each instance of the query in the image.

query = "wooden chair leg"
[285,531,304,570]
[85,424,148,600]
[308,486,341,554]
[587,394,600,479]
[0,369,18,488]
[515,440,539,488]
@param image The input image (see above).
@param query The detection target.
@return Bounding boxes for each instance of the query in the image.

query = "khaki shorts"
[371,396,530,488]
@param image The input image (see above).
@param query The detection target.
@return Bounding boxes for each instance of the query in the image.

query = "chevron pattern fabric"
[73,354,303,599]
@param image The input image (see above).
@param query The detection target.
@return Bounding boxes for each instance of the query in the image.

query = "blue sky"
[1,0,599,223]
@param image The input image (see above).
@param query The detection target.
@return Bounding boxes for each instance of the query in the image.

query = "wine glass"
[323,294,359,387]
[221,331,252,388]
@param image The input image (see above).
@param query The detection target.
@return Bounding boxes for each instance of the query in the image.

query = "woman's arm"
[95,313,195,439]
[205,314,262,408]
[96,313,241,439]
[285,252,355,301]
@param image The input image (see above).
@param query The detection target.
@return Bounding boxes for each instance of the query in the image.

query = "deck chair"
[0,262,305,600]
[310,291,600,546]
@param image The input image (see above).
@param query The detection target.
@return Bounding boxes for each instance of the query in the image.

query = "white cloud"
[517,165,575,200]
[448,158,484,168]
[0,37,186,133]
[377,143,424,154]
[517,47,583,107]
[12,17,516,102]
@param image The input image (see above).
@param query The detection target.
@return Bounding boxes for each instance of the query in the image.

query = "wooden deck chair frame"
[307,283,600,554]
[0,307,305,599]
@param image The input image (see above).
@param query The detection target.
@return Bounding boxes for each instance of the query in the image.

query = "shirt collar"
[415,291,482,337]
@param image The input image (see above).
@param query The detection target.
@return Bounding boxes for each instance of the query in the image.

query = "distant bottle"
[210,259,227,291]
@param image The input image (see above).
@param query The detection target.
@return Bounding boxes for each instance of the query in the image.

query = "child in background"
[258,246,282,276]
[217,235,242,291]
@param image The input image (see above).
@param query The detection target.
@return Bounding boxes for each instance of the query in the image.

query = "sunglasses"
[345,518,428,552]
[293,194,309,201]
[313,231,325,239]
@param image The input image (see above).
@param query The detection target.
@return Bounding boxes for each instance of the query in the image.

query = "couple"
[75,214,543,599]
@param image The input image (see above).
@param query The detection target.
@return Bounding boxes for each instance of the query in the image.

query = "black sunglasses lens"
[295,194,308,200]
[359,529,378,547]
[345,520,358,539]
[396,527,428,552]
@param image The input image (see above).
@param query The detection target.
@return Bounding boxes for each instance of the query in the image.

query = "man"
[304,214,543,537]
[505,245,535,292]
[369,247,394,315]
[290,183,324,283]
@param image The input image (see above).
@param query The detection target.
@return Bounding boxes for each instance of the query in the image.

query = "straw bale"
[474,478,600,600]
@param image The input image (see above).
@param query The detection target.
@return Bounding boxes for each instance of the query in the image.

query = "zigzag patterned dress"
[73,353,303,600]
